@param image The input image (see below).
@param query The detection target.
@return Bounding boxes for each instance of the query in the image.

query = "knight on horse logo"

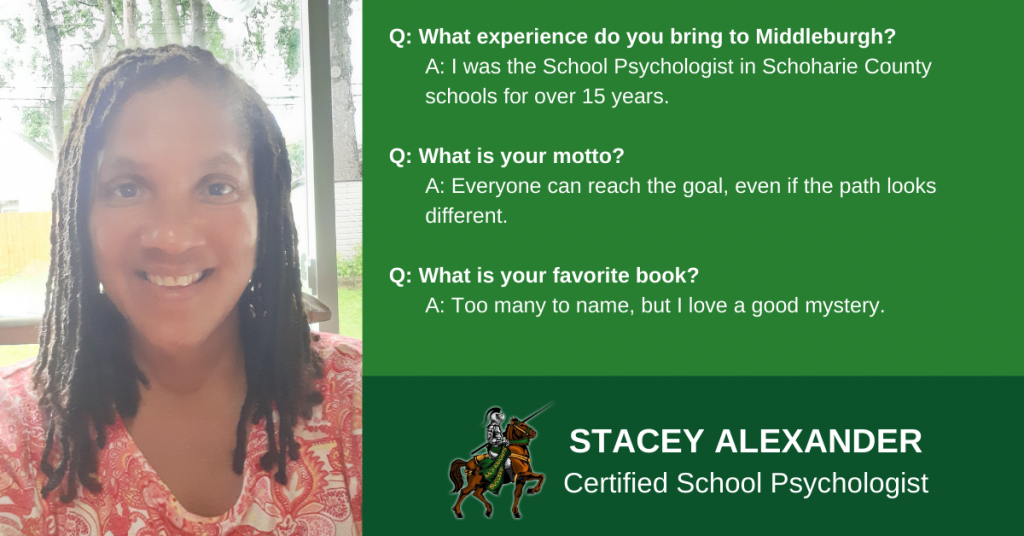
[449,403,551,518]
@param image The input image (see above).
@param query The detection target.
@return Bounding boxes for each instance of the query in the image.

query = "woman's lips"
[136,268,214,288]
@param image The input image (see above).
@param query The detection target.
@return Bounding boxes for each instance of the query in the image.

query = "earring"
[98,282,105,294]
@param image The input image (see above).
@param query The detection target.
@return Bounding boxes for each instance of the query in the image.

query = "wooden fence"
[0,212,51,276]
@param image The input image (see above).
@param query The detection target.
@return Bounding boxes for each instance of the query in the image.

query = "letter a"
[425,297,441,313]
[425,58,440,74]
[425,178,441,193]
[716,429,738,453]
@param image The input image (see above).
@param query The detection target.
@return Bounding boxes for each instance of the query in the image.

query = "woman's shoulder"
[0,358,47,513]
[1,356,35,387]
[0,357,42,425]
[309,331,362,428]
[311,331,362,376]
[0,359,45,456]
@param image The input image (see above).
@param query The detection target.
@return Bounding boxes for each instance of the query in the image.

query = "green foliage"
[54,1,96,41]
[204,9,234,64]
[241,4,270,63]
[271,0,300,78]
[5,18,26,44]
[21,108,51,149]
[63,61,91,126]
[113,0,125,23]
[337,244,363,278]
[30,50,49,84]
[287,141,305,189]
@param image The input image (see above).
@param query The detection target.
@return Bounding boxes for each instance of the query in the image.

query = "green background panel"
[364,0,1021,376]
[365,377,1022,532]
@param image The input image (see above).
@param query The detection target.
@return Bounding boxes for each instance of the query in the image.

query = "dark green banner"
[366,377,1021,532]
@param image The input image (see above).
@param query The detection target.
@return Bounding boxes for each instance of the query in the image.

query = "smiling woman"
[0,46,361,534]
[91,78,259,357]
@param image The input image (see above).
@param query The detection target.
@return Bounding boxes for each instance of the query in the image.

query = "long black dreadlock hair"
[31,45,324,502]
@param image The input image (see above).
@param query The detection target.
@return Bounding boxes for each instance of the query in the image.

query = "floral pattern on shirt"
[0,333,361,536]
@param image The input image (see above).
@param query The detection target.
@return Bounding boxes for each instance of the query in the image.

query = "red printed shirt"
[0,333,362,536]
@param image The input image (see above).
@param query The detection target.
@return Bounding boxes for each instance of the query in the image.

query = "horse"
[449,417,545,518]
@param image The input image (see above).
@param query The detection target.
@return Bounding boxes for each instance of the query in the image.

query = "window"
[0,0,357,359]
[328,0,362,338]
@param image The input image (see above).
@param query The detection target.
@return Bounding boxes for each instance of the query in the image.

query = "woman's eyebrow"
[203,151,246,170]
[103,156,147,173]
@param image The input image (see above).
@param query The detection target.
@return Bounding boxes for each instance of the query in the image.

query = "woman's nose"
[139,202,206,254]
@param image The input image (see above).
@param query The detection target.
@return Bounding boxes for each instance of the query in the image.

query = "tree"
[9,0,310,157]
[149,0,165,46]
[91,0,114,73]
[162,0,182,45]
[109,0,125,49]
[123,0,138,48]
[328,0,360,183]
[33,0,64,160]
[190,0,206,48]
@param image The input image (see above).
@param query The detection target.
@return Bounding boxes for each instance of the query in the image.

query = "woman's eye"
[115,184,138,198]
[101,181,143,205]
[201,180,240,204]
[207,183,235,196]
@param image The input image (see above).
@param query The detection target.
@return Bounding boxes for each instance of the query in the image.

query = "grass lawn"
[0,272,45,367]
[337,288,363,340]
[0,272,48,317]
[0,344,38,368]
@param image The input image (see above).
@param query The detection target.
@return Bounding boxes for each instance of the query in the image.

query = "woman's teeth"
[146,271,204,287]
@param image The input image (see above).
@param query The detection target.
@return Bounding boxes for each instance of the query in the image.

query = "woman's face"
[89,79,258,352]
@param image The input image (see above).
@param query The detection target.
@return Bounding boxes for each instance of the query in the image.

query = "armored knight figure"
[485,407,509,450]
[483,407,513,481]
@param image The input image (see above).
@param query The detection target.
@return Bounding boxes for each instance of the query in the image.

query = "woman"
[0,46,361,534]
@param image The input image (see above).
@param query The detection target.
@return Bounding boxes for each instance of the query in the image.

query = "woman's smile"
[128,267,217,305]
[138,268,213,288]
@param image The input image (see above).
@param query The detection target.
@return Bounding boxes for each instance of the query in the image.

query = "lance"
[470,402,553,455]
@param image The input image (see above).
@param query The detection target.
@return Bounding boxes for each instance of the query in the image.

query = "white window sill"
[0,317,40,345]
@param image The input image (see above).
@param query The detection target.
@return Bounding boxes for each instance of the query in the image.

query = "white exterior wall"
[334,180,362,259]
